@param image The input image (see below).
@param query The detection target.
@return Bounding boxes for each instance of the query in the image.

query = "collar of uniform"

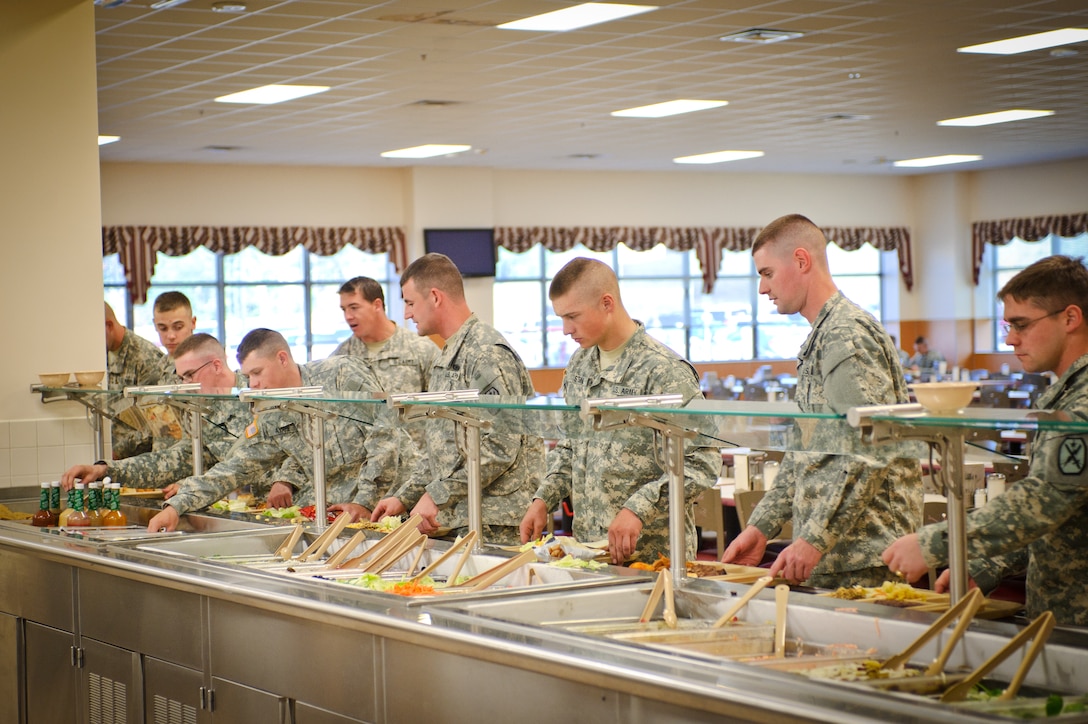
[436,313,479,365]
[798,291,845,359]
[1036,353,1088,410]
[597,322,647,381]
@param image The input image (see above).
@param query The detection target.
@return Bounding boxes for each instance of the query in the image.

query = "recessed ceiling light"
[673,150,764,165]
[958,28,1088,55]
[380,144,472,159]
[611,100,728,118]
[819,113,872,123]
[498,3,657,32]
[211,1,247,12]
[215,84,330,105]
[938,109,1054,127]
[149,0,190,9]
[893,154,982,168]
[719,28,804,44]
[98,135,120,146]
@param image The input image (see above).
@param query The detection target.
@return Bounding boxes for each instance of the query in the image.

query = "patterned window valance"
[103,225,407,304]
[972,212,1088,284]
[495,225,913,293]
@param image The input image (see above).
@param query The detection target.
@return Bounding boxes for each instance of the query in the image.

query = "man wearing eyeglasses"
[60,333,249,492]
[146,329,407,532]
[885,255,1088,626]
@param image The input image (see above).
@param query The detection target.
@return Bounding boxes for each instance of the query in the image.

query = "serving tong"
[940,609,1056,702]
[712,576,775,628]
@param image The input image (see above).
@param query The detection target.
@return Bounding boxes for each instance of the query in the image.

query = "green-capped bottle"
[32,482,58,527]
[66,483,91,527]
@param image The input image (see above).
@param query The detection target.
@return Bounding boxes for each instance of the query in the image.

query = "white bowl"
[910,382,979,415]
[74,370,105,387]
[38,372,71,387]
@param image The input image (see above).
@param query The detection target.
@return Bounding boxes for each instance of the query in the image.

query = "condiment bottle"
[85,482,103,527]
[102,483,127,527]
[31,482,58,527]
[65,483,91,527]
[50,480,61,514]
[58,485,77,526]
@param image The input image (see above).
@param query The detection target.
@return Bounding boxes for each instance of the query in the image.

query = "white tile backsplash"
[10,420,36,448]
[1,417,95,485]
[36,419,65,447]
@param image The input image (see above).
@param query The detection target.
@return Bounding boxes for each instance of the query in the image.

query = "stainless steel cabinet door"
[295,701,371,724]
[210,677,288,724]
[0,613,21,724]
[24,621,77,724]
[145,657,204,724]
[80,637,141,724]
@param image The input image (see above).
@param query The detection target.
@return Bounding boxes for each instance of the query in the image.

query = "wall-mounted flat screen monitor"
[423,228,497,278]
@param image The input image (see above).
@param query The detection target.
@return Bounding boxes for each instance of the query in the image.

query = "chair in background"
[692,487,726,558]
[735,490,793,541]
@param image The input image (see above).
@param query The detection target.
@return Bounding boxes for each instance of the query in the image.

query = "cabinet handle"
[71,646,84,668]
[199,686,206,710]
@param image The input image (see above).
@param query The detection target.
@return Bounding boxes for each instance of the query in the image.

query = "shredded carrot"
[388,581,437,597]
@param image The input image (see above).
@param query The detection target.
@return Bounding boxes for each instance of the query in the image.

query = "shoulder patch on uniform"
[1059,437,1086,475]
[245,417,259,439]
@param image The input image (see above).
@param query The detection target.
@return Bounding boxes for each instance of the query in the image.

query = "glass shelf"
[871,406,1088,433]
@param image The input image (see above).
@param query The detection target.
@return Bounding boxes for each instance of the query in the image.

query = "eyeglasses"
[1000,309,1063,338]
[176,359,214,382]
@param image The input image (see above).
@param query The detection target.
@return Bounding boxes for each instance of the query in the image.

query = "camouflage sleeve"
[918,465,1088,567]
[389,455,429,509]
[968,548,1029,595]
[268,455,307,494]
[745,451,797,537]
[351,421,404,509]
[167,436,284,514]
[622,440,719,523]
[106,438,195,488]
[536,438,574,510]
[796,456,886,554]
[822,332,900,412]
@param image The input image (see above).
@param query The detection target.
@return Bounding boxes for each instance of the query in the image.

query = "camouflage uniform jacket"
[108,329,167,458]
[332,325,438,449]
[918,353,1088,625]
[389,314,542,533]
[331,324,438,394]
[104,372,250,488]
[167,356,402,515]
[748,292,923,577]
[534,324,720,564]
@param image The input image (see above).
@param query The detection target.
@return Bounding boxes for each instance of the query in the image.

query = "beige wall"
[1,0,101,487]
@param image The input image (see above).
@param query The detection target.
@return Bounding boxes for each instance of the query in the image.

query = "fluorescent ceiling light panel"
[215,84,329,105]
[499,3,657,32]
[893,154,982,168]
[98,135,120,146]
[612,100,728,118]
[938,109,1054,127]
[150,0,191,8]
[673,150,763,165]
[958,28,1088,55]
[381,144,472,159]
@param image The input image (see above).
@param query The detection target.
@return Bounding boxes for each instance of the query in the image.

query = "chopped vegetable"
[550,555,606,571]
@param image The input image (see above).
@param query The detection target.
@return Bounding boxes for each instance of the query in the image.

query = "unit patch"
[1059,437,1087,476]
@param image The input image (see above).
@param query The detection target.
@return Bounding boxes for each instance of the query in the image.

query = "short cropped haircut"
[999,255,1088,316]
[400,253,465,301]
[236,328,290,365]
[751,213,822,256]
[338,276,385,305]
[174,333,224,360]
[549,257,616,300]
[153,291,192,315]
[914,336,927,345]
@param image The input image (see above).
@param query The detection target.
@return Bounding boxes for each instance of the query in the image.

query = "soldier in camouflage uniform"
[60,334,249,491]
[105,302,167,458]
[147,329,403,532]
[885,255,1088,625]
[722,214,922,589]
[331,276,437,448]
[520,258,720,565]
[372,253,541,546]
[148,292,197,448]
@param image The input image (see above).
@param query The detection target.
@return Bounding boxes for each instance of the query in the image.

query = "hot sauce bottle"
[31,482,58,527]
[102,483,127,527]
[85,482,103,527]
[65,483,91,527]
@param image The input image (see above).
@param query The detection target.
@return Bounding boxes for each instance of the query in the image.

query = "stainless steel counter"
[2,486,1086,724]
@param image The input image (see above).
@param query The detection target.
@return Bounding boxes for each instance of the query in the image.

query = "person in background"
[518,258,720,565]
[331,275,437,447]
[908,336,945,370]
[151,290,198,383]
[371,253,541,545]
[884,255,1088,626]
[889,334,910,369]
[146,329,404,532]
[721,214,922,588]
[105,301,166,458]
[61,333,248,492]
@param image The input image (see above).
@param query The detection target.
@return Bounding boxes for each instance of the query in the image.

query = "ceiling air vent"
[720,28,804,44]
[409,100,460,107]
[820,113,872,123]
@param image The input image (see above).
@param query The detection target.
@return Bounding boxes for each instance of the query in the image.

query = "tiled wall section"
[0,418,95,488]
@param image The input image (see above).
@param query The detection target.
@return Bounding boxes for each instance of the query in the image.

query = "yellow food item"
[871,581,927,602]
[0,503,33,521]
[830,586,870,600]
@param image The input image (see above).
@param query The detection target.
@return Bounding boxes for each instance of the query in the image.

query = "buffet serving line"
[3,383,1086,723]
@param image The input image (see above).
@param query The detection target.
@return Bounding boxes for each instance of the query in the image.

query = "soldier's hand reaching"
[768,537,822,583]
[147,506,180,533]
[721,526,768,567]
[267,481,294,508]
[881,533,929,583]
[608,508,643,565]
[61,463,108,490]
[411,493,441,535]
[519,499,549,543]
[371,496,406,521]
[328,502,371,523]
